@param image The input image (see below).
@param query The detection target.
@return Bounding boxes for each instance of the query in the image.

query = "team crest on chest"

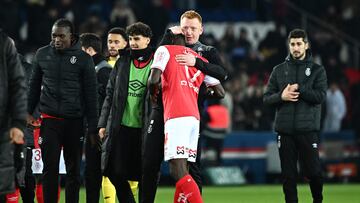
[305,67,311,76]
[70,56,77,64]
[197,47,203,56]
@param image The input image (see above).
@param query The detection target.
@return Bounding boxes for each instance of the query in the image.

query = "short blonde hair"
[180,10,202,24]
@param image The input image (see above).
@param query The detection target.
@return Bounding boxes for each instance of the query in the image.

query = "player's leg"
[128,181,138,200]
[188,138,202,193]
[141,109,165,203]
[19,147,36,203]
[84,134,102,203]
[298,132,323,203]
[108,175,135,203]
[125,126,142,201]
[102,179,137,202]
[39,119,62,203]
[62,118,83,203]
[278,134,299,203]
[5,188,20,203]
[165,117,203,203]
[102,177,116,203]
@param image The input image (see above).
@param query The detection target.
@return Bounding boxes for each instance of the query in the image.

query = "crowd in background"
[0,0,359,135]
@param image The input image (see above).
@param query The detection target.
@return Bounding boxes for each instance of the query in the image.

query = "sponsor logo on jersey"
[176,146,185,155]
[189,149,197,158]
[180,80,199,94]
[129,79,146,91]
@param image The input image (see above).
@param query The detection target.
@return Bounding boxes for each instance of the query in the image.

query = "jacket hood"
[285,49,313,64]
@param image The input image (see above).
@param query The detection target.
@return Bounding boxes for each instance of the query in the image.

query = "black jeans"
[19,147,36,203]
[278,132,323,203]
[140,109,202,203]
[84,134,102,203]
[39,118,83,203]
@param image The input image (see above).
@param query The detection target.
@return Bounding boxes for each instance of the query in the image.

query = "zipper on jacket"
[56,55,62,114]
[292,64,299,132]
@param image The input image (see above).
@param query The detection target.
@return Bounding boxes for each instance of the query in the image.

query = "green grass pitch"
[22,184,360,202]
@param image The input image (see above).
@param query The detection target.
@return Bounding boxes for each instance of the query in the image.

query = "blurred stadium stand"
[1,0,359,184]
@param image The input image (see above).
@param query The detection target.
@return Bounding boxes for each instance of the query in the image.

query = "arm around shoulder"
[195,48,228,82]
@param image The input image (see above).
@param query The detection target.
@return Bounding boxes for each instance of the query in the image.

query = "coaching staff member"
[0,29,26,203]
[141,10,228,203]
[27,19,98,203]
[263,29,327,203]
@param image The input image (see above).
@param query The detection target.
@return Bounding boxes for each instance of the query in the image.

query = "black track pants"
[278,132,323,203]
[39,118,83,203]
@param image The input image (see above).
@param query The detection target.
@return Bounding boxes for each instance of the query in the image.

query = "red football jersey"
[151,45,220,121]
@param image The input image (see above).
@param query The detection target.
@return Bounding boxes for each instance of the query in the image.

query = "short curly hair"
[126,22,152,38]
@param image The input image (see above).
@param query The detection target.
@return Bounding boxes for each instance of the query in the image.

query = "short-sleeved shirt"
[151,45,220,121]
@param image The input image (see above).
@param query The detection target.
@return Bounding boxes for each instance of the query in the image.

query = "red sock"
[57,185,61,203]
[6,188,19,203]
[173,184,181,203]
[36,184,44,203]
[174,175,203,203]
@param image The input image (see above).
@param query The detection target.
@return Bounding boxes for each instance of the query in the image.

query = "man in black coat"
[140,10,228,203]
[80,32,111,203]
[18,54,37,203]
[27,19,98,203]
[0,30,27,202]
[263,29,327,203]
[98,22,153,203]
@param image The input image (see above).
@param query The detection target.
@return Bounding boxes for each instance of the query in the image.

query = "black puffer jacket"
[19,54,35,147]
[0,30,27,195]
[28,40,98,132]
[263,51,327,134]
[98,48,152,174]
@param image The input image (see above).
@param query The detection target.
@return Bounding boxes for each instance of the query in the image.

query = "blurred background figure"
[323,81,347,132]
[202,93,232,166]
[109,0,136,29]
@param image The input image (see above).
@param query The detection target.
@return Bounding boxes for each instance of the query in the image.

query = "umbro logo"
[129,80,145,91]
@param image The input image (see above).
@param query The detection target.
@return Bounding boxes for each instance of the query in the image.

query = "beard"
[108,49,118,57]
[292,51,305,60]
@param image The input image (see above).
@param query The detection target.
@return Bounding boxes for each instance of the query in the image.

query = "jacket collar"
[187,41,204,52]
[285,49,312,65]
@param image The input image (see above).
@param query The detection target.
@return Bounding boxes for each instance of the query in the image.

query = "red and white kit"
[151,45,220,162]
